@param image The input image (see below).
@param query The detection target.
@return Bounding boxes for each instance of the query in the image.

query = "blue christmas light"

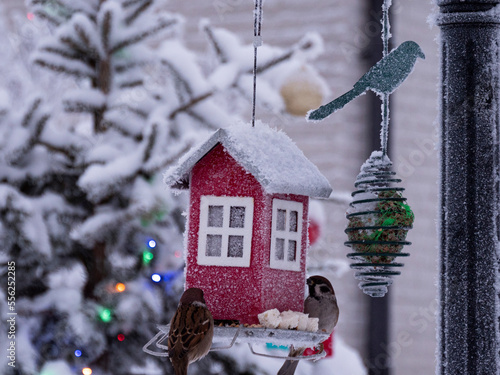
[75,349,82,357]
[148,239,157,248]
[151,273,162,283]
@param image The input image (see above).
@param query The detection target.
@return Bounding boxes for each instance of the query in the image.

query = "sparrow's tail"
[307,86,364,121]
[171,360,188,375]
[277,347,305,375]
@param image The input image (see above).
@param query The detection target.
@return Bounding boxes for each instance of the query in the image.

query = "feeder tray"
[344,152,414,297]
[143,324,329,360]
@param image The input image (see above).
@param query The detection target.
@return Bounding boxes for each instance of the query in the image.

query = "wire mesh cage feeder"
[344,152,414,297]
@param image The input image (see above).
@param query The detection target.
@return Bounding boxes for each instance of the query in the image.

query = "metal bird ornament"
[307,41,425,121]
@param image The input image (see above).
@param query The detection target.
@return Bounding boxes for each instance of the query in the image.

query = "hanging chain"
[252,0,264,127]
[381,0,391,156]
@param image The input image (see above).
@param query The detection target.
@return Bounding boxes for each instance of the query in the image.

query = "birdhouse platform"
[143,324,329,360]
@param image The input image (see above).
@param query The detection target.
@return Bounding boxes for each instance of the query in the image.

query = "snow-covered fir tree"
[0,1,326,374]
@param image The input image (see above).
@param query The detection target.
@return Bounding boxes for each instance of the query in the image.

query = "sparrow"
[168,288,214,375]
[277,275,339,375]
[308,41,425,121]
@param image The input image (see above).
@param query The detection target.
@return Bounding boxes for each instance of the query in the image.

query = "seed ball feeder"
[144,0,331,361]
[344,151,414,297]
[307,0,422,297]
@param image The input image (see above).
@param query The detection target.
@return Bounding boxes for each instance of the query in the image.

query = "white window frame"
[269,199,303,271]
[198,195,254,267]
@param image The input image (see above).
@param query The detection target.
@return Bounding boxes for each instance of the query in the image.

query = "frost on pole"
[437,1,500,374]
[307,41,425,121]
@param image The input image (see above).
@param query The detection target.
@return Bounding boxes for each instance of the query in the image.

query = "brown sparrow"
[168,288,214,375]
[277,275,339,375]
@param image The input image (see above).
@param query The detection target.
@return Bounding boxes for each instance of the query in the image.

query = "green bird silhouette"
[307,41,425,121]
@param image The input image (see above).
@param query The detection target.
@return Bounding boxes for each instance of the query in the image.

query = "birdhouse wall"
[185,143,308,324]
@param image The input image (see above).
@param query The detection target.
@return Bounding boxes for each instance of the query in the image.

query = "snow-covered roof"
[164,121,332,198]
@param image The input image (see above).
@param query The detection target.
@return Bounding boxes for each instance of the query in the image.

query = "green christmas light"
[98,307,112,323]
[142,250,154,265]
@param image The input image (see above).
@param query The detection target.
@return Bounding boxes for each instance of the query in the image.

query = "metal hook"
[142,331,169,357]
[209,324,241,351]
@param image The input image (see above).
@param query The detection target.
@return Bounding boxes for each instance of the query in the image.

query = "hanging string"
[381,0,391,156]
[252,0,264,127]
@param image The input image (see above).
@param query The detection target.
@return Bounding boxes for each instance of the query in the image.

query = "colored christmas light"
[115,283,126,292]
[174,250,182,258]
[74,349,82,357]
[82,368,92,375]
[117,333,125,342]
[27,13,35,21]
[98,307,112,323]
[142,250,154,265]
[148,239,157,248]
[151,273,161,283]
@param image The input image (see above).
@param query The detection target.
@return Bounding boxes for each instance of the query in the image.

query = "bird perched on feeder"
[307,41,425,121]
[277,275,339,375]
[168,288,214,375]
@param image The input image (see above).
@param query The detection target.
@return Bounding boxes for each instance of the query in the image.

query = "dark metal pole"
[437,1,500,374]
[364,1,391,374]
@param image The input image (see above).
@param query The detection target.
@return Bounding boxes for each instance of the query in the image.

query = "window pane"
[229,206,245,228]
[276,209,286,231]
[208,206,223,227]
[287,240,297,261]
[275,238,285,260]
[206,235,222,257]
[228,235,244,258]
[289,211,298,232]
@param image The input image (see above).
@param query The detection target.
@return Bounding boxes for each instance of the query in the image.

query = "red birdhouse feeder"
[164,122,332,325]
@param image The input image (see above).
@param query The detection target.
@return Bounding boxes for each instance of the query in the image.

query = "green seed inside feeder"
[346,189,414,264]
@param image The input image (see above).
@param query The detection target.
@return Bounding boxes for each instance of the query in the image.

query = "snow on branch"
[111,15,179,53]
[102,106,148,138]
[32,49,96,78]
[78,146,145,203]
[4,97,50,164]
[200,19,228,63]
[70,208,129,248]
[0,184,51,256]
[63,88,107,113]
[124,0,153,25]
[72,13,105,60]
[98,1,116,53]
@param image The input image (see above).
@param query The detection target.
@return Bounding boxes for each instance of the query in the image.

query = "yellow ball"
[280,65,324,117]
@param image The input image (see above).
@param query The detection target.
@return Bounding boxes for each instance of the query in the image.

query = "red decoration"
[303,331,334,358]
[308,218,321,246]
[165,125,332,325]
[186,144,308,324]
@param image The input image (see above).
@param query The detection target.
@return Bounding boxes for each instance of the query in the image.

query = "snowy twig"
[168,92,212,120]
[111,17,178,53]
[39,45,82,62]
[108,104,148,119]
[21,98,43,128]
[142,141,194,176]
[37,140,78,162]
[202,22,228,63]
[124,0,153,25]
[100,7,112,52]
